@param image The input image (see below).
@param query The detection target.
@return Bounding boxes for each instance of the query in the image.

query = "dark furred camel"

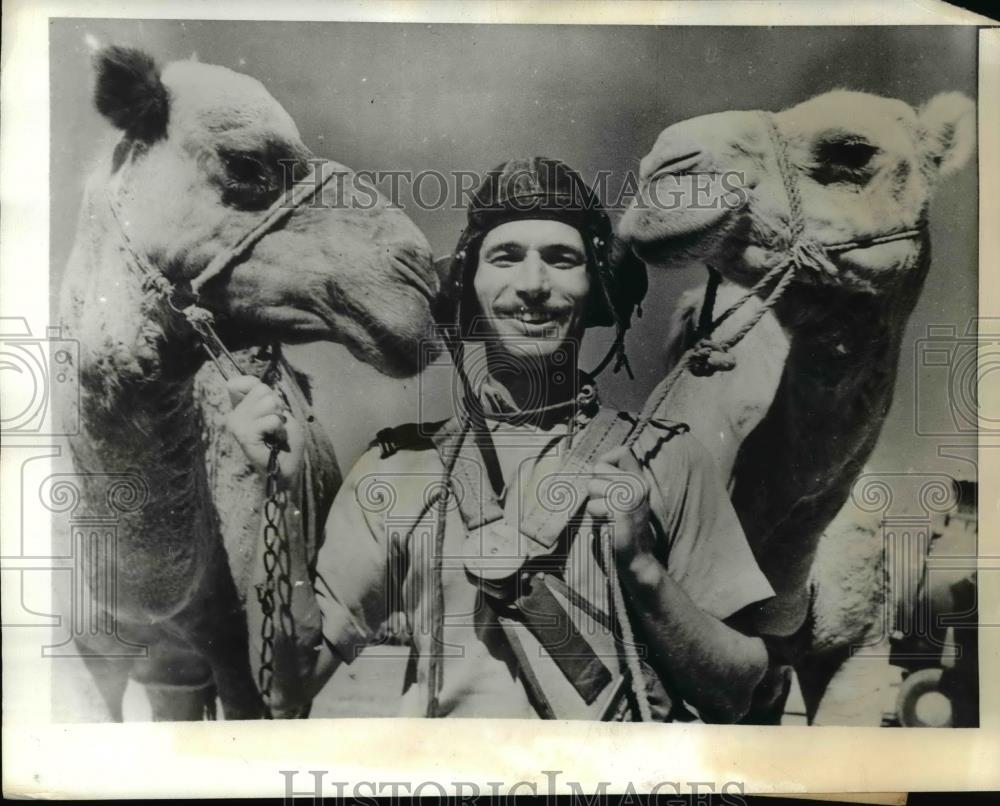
[56,46,438,720]
[619,89,974,722]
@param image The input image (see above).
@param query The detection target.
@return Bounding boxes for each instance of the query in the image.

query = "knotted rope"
[599,110,829,722]
[605,110,931,721]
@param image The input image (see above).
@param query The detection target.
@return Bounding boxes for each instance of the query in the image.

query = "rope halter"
[107,158,340,381]
[682,111,928,379]
[604,112,929,721]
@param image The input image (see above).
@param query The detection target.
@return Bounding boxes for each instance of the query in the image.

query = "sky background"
[49,20,979,484]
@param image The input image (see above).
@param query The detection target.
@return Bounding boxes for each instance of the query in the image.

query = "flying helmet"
[437,156,647,375]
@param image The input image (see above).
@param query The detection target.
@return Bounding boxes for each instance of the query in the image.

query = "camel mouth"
[622,197,735,271]
[211,307,337,348]
[629,226,716,269]
[389,248,439,309]
[619,173,741,264]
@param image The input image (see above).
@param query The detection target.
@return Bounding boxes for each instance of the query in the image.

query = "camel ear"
[92,45,169,142]
[918,92,975,178]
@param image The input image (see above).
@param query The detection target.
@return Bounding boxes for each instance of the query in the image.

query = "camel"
[55,46,437,720]
[618,89,974,723]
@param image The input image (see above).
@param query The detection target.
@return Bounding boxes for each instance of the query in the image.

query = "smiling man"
[226,157,775,721]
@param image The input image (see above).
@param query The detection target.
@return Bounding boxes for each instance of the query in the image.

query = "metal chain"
[106,158,334,721]
[254,347,297,717]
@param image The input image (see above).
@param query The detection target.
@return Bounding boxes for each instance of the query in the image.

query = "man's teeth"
[513,311,558,323]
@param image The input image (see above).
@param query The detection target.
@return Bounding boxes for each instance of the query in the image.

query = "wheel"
[895,667,953,727]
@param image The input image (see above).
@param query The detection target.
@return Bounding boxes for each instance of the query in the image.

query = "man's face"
[472,219,590,360]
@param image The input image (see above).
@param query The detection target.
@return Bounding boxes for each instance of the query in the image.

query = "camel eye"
[223,151,269,185]
[823,140,878,168]
[811,138,880,184]
[219,150,279,209]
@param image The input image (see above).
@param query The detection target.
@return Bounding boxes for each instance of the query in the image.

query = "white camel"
[619,89,974,723]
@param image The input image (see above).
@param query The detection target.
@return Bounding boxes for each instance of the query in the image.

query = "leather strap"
[429,418,506,530]
[519,409,636,549]
[431,407,636,557]
[510,572,613,705]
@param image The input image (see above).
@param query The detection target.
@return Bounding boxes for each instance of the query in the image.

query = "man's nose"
[514,251,550,300]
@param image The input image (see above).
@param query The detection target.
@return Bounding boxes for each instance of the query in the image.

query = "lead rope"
[426,328,476,717]
[599,111,816,721]
[601,261,800,722]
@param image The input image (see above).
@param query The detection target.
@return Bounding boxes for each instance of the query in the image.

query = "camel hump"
[369,420,448,459]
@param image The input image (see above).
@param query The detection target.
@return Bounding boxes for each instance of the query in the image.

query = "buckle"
[462,520,528,598]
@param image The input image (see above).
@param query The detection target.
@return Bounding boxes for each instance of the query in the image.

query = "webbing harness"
[429,406,672,719]
[433,408,635,586]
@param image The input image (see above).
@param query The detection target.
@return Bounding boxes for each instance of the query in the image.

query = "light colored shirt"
[314,409,774,718]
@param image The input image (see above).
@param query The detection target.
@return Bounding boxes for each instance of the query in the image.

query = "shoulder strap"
[428,418,506,531]
[519,408,637,550]
[426,408,638,551]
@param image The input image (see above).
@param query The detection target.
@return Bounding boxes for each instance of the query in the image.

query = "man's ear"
[92,45,169,142]
[918,91,975,179]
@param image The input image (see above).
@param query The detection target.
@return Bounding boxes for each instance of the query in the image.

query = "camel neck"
[771,242,932,362]
[774,284,909,372]
[63,186,214,508]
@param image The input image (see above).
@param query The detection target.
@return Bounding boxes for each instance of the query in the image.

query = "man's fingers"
[246,391,287,418]
[227,376,281,412]
[588,468,648,513]
[586,498,609,520]
[226,375,259,407]
[596,445,640,472]
[256,414,289,445]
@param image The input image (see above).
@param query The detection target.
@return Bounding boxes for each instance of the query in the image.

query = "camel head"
[74,46,438,378]
[619,90,974,298]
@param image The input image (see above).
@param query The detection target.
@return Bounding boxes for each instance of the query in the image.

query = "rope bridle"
[106,156,338,718]
[107,158,339,381]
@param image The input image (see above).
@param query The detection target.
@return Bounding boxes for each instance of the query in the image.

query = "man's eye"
[544,253,584,269]
[488,253,518,266]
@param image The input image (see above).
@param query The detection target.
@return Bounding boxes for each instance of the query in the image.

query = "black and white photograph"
[2,0,998,799]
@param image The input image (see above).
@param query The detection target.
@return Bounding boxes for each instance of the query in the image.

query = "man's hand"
[585,445,655,572]
[225,375,305,484]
